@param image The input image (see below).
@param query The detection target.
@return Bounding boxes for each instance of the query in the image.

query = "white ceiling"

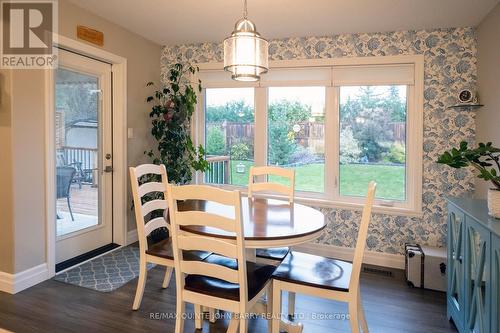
[68,0,499,46]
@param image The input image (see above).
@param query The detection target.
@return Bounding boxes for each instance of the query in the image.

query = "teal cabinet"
[464,217,490,333]
[492,234,500,333]
[447,198,500,333]
[448,203,466,332]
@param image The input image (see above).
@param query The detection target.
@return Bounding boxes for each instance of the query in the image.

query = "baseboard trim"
[293,243,405,269]
[126,229,138,245]
[0,263,49,294]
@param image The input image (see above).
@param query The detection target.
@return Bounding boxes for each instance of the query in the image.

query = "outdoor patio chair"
[57,166,77,221]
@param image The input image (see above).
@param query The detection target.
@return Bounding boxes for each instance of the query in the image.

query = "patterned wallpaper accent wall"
[161,28,477,255]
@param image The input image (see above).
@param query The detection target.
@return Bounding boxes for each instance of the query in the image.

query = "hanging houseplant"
[145,63,209,185]
[437,141,500,218]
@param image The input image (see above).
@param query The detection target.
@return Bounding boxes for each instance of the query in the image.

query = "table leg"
[246,252,304,333]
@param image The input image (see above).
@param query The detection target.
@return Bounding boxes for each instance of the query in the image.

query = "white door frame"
[45,34,128,277]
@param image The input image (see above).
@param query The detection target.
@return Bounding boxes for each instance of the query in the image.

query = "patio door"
[54,49,114,267]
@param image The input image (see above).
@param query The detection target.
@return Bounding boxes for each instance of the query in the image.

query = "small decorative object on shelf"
[438,141,500,218]
[458,89,476,103]
[447,89,483,109]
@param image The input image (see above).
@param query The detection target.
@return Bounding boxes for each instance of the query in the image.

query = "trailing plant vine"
[144,63,209,184]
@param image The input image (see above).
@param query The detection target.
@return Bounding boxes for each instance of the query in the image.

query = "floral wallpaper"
[161,28,477,255]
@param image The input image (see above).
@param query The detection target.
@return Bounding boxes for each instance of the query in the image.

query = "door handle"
[104,165,114,173]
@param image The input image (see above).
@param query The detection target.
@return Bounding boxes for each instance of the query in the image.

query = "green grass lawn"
[217,161,405,201]
[339,164,405,200]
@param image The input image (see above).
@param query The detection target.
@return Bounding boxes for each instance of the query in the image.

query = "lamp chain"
[243,0,248,18]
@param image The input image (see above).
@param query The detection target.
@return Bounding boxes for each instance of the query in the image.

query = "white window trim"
[194,55,424,217]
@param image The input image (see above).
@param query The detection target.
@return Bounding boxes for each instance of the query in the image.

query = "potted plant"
[437,141,500,218]
[144,63,209,184]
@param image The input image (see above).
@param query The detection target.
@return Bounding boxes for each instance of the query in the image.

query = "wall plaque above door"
[77,25,104,47]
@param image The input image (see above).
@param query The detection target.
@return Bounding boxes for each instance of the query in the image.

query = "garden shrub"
[383,142,406,164]
[206,126,226,155]
[289,146,317,165]
[230,142,251,161]
[340,126,362,164]
[268,122,296,165]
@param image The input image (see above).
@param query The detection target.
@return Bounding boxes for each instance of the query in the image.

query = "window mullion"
[326,86,340,201]
[195,89,206,184]
[254,87,268,168]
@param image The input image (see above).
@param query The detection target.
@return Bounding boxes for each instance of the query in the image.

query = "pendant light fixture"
[223,0,269,81]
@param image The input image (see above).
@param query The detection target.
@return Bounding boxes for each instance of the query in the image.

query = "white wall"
[0,0,161,276]
[476,2,500,198]
[0,70,14,273]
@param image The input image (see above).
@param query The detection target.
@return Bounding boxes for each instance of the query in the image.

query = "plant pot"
[487,188,500,219]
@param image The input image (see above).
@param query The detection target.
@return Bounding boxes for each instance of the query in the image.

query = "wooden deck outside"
[57,184,98,217]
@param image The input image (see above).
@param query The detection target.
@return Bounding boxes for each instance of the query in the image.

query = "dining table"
[175,195,327,332]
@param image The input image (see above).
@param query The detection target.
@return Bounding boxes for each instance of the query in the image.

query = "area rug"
[53,246,155,292]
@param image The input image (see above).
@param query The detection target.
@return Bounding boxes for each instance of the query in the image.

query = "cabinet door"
[492,234,500,333]
[465,217,491,333]
[448,204,466,329]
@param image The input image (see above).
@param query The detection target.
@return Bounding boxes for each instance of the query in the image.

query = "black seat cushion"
[184,254,276,301]
[256,247,290,261]
[272,251,352,292]
[146,238,210,261]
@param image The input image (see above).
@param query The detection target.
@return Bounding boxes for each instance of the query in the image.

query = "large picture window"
[267,87,325,193]
[198,56,423,215]
[339,85,407,201]
[204,88,254,186]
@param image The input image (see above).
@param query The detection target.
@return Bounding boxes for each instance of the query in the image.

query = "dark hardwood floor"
[0,264,457,333]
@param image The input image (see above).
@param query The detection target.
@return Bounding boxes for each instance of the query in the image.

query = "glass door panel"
[54,49,113,265]
[466,221,490,333]
[55,68,100,236]
[449,211,464,311]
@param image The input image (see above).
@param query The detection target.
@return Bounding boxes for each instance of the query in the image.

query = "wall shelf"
[446,104,484,110]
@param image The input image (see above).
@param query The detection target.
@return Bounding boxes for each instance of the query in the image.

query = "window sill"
[292,196,423,218]
[203,183,423,218]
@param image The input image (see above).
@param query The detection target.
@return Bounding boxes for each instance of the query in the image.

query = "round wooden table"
[176,196,326,248]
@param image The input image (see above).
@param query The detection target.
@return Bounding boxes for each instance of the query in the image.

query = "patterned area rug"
[54,246,155,292]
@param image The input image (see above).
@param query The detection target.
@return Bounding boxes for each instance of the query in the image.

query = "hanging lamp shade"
[223,17,269,82]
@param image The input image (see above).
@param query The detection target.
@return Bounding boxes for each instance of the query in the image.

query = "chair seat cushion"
[256,247,290,261]
[145,238,210,261]
[184,254,276,301]
[272,251,352,292]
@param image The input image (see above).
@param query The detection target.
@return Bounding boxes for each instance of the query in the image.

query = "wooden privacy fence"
[208,121,406,146]
[391,122,406,143]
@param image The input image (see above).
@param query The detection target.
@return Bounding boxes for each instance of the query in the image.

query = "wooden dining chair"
[129,164,210,311]
[248,166,295,262]
[166,184,276,333]
[248,165,297,318]
[271,181,377,333]
[248,166,295,203]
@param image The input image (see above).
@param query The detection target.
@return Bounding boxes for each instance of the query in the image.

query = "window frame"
[194,55,424,216]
